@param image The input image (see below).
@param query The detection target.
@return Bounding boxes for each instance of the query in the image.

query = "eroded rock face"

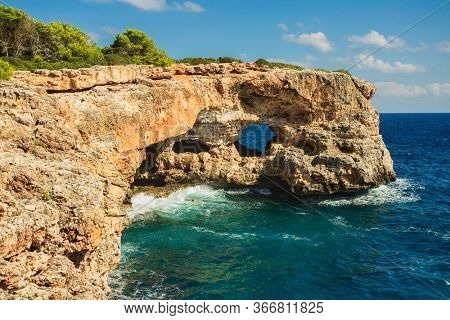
[1,63,395,299]
[135,68,394,194]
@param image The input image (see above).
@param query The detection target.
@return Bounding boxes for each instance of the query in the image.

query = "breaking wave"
[128,185,227,219]
[319,178,422,207]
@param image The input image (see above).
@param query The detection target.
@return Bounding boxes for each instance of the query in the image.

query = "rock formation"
[0,63,395,299]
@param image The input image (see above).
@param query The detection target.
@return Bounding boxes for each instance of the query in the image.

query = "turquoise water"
[110,114,450,299]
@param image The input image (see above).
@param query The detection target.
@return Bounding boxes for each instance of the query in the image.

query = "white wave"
[329,216,349,227]
[128,193,157,219]
[190,226,256,240]
[120,242,140,258]
[319,178,421,207]
[426,229,449,241]
[365,227,382,231]
[281,233,306,241]
[109,267,178,300]
[225,188,250,195]
[365,226,449,241]
[128,185,226,219]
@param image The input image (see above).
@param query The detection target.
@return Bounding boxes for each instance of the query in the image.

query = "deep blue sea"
[110,114,450,300]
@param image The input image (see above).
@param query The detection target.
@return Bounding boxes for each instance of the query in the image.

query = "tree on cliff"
[0,5,173,70]
[103,29,172,67]
[45,22,104,64]
[0,6,38,58]
[0,6,104,67]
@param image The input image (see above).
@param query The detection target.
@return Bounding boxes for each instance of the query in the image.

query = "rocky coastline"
[0,63,395,299]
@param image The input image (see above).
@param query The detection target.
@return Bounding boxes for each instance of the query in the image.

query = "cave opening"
[172,140,210,154]
[235,123,276,157]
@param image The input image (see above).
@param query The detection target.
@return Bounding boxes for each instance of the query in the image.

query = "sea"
[109,113,450,300]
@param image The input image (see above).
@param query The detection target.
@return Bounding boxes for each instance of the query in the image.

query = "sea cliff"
[0,63,395,299]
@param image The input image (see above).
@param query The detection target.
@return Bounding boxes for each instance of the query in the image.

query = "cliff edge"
[0,63,395,299]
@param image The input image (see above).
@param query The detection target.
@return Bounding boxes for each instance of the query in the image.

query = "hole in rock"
[65,249,88,268]
[172,140,210,154]
[235,124,276,157]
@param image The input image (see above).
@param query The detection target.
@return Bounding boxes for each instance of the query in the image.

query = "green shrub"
[0,59,14,80]
[6,57,97,71]
[333,69,351,76]
[314,68,330,73]
[177,56,242,65]
[178,57,218,65]
[217,56,242,63]
[255,58,304,71]
[104,53,134,66]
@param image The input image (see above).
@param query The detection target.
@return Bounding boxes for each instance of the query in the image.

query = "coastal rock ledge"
[0,63,395,299]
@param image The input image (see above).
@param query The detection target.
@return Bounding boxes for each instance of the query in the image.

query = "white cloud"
[283,32,333,53]
[376,82,450,98]
[119,0,168,10]
[348,30,406,49]
[376,82,427,98]
[174,1,205,12]
[87,32,101,43]
[277,23,288,32]
[85,0,204,12]
[427,83,450,96]
[355,54,425,73]
[436,41,450,53]
[348,30,428,51]
[101,26,122,36]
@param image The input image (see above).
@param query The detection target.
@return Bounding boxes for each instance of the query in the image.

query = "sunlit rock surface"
[0,63,395,299]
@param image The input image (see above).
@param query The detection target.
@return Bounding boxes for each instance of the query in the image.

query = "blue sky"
[4,0,450,112]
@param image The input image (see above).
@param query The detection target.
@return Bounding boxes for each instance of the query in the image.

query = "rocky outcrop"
[1,63,395,299]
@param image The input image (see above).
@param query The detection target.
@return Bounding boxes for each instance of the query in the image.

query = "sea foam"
[128,185,225,219]
[319,178,421,207]
[189,226,256,240]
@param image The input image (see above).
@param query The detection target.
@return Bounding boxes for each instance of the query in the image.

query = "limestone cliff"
[0,63,395,299]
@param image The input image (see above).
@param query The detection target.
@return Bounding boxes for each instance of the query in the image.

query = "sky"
[3,0,450,112]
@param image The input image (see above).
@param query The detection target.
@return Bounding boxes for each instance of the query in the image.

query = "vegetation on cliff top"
[0,5,350,78]
[254,59,304,71]
[0,58,13,80]
[178,57,243,65]
[102,29,172,66]
[254,59,351,75]
[0,5,172,75]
